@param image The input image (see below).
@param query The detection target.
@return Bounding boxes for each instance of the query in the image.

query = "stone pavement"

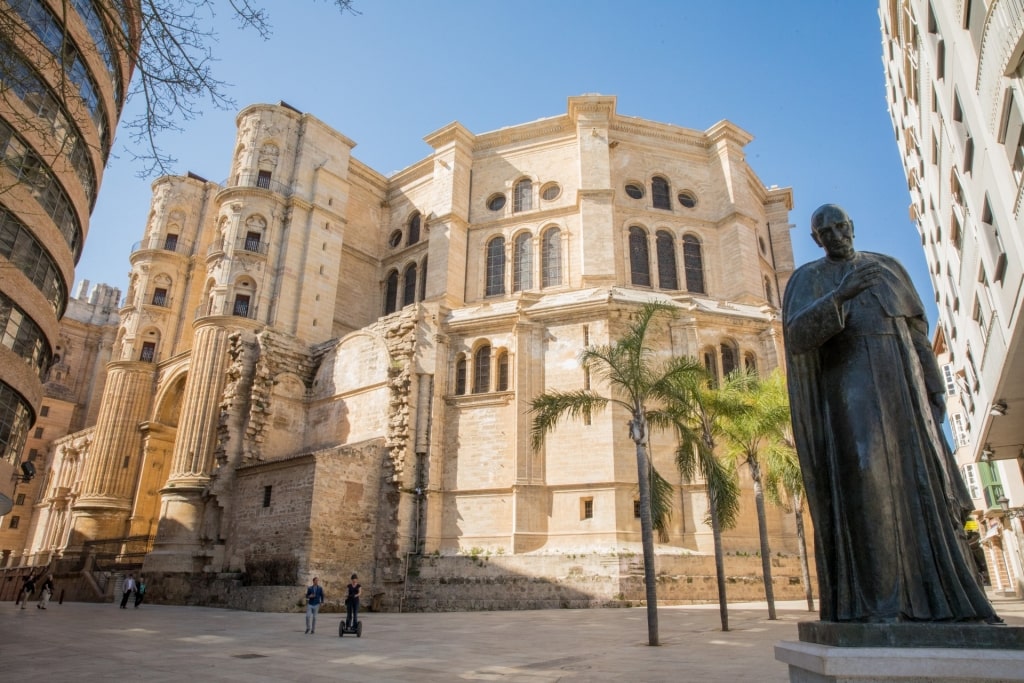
[2,595,1022,682]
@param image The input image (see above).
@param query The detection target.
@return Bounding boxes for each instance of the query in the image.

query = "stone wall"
[397,552,815,612]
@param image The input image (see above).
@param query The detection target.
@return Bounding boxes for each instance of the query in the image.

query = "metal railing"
[131,235,191,255]
[194,300,259,321]
[82,535,155,571]
[221,172,293,197]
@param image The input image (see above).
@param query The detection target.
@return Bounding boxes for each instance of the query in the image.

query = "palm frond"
[649,463,675,543]
[529,390,609,451]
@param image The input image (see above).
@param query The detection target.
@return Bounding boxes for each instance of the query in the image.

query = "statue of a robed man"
[782,204,999,624]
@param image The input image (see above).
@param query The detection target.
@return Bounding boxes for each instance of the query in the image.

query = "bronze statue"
[782,204,998,623]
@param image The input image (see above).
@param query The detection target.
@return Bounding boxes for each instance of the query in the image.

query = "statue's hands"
[835,262,883,303]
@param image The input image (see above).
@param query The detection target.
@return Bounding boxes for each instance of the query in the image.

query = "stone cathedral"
[16,95,808,609]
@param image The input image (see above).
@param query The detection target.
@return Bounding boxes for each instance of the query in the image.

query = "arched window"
[419,255,428,301]
[656,230,678,290]
[541,227,562,287]
[455,355,467,395]
[629,227,651,286]
[721,343,737,378]
[473,345,491,394]
[496,350,509,391]
[651,176,671,210]
[514,179,533,212]
[744,352,758,375]
[513,232,533,292]
[486,237,506,296]
[702,347,719,387]
[403,262,418,306]
[683,235,706,294]
[408,212,421,246]
[384,269,399,314]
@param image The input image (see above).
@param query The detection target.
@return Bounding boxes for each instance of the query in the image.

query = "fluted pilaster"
[167,323,230,483]
[76,361,156,505]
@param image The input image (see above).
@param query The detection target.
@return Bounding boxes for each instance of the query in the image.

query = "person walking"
[345,574,362,631]
[304,577,324,634]
[36,576,54,610]
[16,572,38,609]
[120,574,136,609]
[134,576,147,608]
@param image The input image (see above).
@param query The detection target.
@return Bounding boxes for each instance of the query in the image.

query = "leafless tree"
[1,0,358,184]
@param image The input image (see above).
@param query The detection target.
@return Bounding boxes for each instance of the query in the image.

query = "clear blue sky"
[80,0,933,323]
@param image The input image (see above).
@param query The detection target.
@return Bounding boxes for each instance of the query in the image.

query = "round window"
[487,194,507,211]
[388,230,402,248]
[541,183,561,201]
[677,191,697,208]
[624,184,644,199]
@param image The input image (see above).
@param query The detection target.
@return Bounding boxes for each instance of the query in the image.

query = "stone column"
[68,361,156,549]
[144,322,230,572]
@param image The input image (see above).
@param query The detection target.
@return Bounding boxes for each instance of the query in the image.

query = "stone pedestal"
[775,621,1024,683]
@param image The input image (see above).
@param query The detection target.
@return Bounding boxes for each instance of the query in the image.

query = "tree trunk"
[793,492,815,612]
[631,415,659,646]
[750,460,776,619]
[709,487,729,631]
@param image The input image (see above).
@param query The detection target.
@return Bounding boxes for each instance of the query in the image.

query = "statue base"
[775,621,1024,682]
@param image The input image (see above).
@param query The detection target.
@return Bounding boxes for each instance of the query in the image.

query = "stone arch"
[309,331,391,447]
[137,327,162,362]
[154,372,188,427]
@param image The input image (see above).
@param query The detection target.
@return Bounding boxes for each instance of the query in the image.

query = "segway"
[338,619,362,637]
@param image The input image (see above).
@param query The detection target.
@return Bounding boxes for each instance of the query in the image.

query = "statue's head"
[810,204,856,260]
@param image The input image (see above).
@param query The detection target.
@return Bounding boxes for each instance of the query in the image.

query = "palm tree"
[529,302,705,646]
[719,369,793,620]
[653,369,745,632]
[762,416,815,613]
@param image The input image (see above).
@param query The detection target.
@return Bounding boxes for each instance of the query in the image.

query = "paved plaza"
[2,595,1023,682]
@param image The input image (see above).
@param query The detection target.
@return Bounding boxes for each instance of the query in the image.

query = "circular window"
[541,183,561,201]
[487,194,507,211]
[388,230,402,248]
[624,184,644,199]
[677,191,697,208]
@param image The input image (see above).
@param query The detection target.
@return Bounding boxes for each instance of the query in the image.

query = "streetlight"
[997,495,1024,520]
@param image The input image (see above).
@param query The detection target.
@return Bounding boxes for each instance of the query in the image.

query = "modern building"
[8,95,811,608]
[0,0,138,515]
[0,281,119,566]
[880,0,1024,593]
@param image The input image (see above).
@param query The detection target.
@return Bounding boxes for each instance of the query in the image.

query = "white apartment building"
[881,0,1024,592]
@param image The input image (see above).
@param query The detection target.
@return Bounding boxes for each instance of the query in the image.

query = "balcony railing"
[237,235,268,255]
[131,235,191,255]
[194,300,259,321]
[221,172,293,197]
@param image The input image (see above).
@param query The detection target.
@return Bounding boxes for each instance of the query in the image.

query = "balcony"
[194,299,259,321]
[237,235,268,256]
[131,235,191,255]
[221,172,293,197]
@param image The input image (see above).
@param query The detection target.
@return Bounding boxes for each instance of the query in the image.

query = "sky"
[79,0,935,324]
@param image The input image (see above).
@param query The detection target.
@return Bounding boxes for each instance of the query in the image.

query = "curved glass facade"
[0,380,35,464]
[0,290,53,381]
[0,207,68,316]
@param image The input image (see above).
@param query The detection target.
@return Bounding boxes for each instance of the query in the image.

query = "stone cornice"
[423,121,476,150]
[610,117,710,150]
[474,118,575,152]
[346,158,387,188]
[568,94,618,123]
[705,119,754,147]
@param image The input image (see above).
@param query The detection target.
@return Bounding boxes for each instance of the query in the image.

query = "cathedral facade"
[18,95,803,607]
